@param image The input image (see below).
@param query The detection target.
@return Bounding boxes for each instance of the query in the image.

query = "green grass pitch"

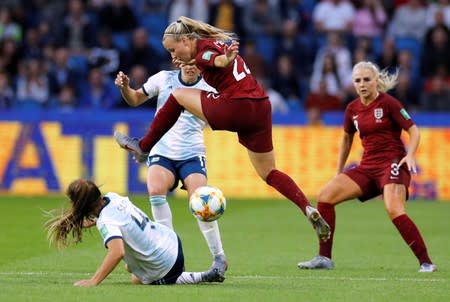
[0,195,448,302]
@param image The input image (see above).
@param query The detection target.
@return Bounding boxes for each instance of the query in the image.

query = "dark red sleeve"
[343,106,357,134]
[388,97,415,130]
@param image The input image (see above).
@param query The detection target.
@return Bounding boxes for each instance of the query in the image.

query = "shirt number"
[232,59,251,81]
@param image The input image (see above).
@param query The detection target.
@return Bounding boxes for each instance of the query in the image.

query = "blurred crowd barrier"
[0,110,449,201]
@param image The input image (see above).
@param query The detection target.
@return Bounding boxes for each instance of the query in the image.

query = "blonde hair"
[353,61,399,92]
[163,16,237,42]
[45,179,101,249]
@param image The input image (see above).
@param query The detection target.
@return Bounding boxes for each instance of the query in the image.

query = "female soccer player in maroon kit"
[114,16,331,248]
[298,61,437,272]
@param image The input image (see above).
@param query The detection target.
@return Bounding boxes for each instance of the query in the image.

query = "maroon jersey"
[194,39,267,100]
[344,92,414,167]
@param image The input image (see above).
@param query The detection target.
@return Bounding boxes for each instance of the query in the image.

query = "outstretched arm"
[115,71,148,107]
[74,238,125,287]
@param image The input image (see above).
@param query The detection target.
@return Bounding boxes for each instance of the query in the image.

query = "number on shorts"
[390,163,400,177]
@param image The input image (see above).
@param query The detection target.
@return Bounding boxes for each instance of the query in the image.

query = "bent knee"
[317,188,338,204]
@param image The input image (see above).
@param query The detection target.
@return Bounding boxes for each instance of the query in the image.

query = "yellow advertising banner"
[0,122,447,200]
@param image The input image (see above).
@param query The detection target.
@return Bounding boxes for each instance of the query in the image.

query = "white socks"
[150,195,174,229]
[197,220,224,257]
[175,272,203,284]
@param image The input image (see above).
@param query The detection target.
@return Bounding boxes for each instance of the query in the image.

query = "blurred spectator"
[310,53,343,97]
[375,36,398,72]
[420,74,450,111]
[397,49,421,90]
[60,0,96,53]
[209,0,245,38]
[243,0,282,37]
[312,31,353,97]
[116,64,155,109]
[0,70,14,109]
[0,7,22,43]
[352,0,387,39]
[0,37,21,77]
[26,0,66,43]
[387,0,427,41]
[129,64,149,89]
[50,83,78,112]
[275,18,312,75]
[353,36,376,60]
[271,54,301,102]
[120,27,164,75]
[241,39,267,78]
[305,79,342,125]
[98,0,138,33]
[79,67,119,109]
[391,70,420,111]
[168,0,209,23]
[421,24,450,77]
[88,28,121,77]
[258,76,289,114]
[15,58,50,107]
[425,0,450,29]
[47,46,80,98]
[312,0,355,35]
[352,46,371,65]
[21,26,43,59]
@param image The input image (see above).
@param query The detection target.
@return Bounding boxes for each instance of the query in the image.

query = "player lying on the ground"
[45,179,225,286]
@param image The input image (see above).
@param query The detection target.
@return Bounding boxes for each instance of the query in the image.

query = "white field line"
[0,271,446,283]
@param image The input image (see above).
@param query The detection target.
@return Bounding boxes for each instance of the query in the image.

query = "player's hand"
[74,279,98,287]
[398,154,417,174]
[224,40,239,64]
[115,71,130,89]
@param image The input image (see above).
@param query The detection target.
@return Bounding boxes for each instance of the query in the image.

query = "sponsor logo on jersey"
[400,108,411,120]
[202,51,214,61]
[151,156,160,163]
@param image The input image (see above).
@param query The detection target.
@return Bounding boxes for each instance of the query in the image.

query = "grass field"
[0,195,448,302]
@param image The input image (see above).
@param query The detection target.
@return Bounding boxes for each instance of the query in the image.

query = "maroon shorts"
[200,91,273,153]
[344,161,411,201]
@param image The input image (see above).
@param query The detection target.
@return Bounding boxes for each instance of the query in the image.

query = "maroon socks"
[266,169,311,215]
[139,94,184,152]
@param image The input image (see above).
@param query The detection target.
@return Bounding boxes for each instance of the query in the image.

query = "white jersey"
[96,192,179,284]
[142,70,215,160]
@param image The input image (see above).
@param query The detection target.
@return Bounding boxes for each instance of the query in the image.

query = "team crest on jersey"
[202,51,214,61]
[374,108,383,121]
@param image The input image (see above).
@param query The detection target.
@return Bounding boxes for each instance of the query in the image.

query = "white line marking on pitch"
[0,272,446,283]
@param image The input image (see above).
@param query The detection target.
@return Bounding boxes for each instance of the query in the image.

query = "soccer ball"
[189,186,226,222]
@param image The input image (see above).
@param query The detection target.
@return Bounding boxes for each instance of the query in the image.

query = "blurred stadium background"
[0,0,449,201]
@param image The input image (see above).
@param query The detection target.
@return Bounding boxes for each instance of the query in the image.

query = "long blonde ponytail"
[163,16,237,42]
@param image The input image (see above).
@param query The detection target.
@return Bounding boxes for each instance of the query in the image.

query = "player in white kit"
[114,65,227,274]
[46,179,224,286]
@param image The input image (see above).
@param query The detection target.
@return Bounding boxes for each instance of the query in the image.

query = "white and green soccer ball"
[189,186,226,222]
